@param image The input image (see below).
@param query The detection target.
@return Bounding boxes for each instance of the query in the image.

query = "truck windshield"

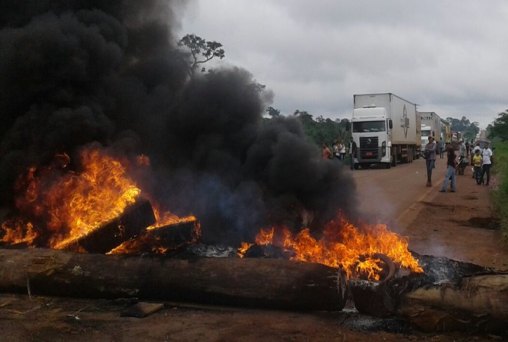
[352,121,386,133]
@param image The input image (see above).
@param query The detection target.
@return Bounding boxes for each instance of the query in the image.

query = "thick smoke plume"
[0,0,357,245]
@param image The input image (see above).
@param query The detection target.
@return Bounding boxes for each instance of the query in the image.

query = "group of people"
[424,136,493,193]
[322,141,348,160]
[322,139,358,171]
[471,142,493,186]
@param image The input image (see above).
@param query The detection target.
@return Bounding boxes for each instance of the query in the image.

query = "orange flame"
[148,205,197,230]
[1,148,142,248]
[240,215,423,280]
[1,219,38,245]
[0,147,198,254]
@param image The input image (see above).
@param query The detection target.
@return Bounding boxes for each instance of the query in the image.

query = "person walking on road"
[439,146,457,192]
[481,142,493,186]
[472,149,483,184]
[424,136,437,187]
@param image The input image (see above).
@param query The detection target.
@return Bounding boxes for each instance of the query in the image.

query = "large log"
[0,248,345,311]
[349,254,508,333]
[398,274,508,333]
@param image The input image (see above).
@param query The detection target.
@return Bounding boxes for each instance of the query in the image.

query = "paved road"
[348,157,448,231]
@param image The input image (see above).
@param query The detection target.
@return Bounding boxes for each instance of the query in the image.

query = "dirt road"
[351,156,465,230]
[1,158,507,341]
[350,157,508,270]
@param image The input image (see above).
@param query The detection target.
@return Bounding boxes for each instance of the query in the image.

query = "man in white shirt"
[481,143,493,186]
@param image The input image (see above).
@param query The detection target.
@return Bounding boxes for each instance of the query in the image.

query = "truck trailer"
[351,93,418,169]
[418,111,442,155]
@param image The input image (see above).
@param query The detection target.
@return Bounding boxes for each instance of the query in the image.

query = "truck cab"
[351,106,393,168]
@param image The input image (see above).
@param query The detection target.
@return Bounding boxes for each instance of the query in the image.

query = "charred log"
[59,199,155,253]
[0,248,346,311]
[112,219,200,255]
[243,244,296,259]
[349,254,508,333]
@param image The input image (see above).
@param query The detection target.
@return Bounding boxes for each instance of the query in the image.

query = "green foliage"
[178,34,225,76]
[445,116,480,141]
[266,106,280,118]
[491,141,508,241]
[293,110,350,145]
[488,110,508,141]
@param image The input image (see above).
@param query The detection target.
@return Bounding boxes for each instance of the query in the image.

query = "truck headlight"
[382,141,386,156]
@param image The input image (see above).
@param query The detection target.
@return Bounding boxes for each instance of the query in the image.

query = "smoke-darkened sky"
[0,0,357,246]
[179,0,508,129]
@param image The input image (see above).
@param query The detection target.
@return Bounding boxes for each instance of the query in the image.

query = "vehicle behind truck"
[351,93,418,169]
[418,111,442,156]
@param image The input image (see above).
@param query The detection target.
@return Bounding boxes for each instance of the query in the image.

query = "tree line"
[267,106,482,148]
[178,34,490,145]
[487,110,508,142]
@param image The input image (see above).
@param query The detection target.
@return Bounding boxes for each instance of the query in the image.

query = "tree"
[446,115,479,141]
[266,106,280,118]
[178,34,225,77]
[293,110,350,145]
[488,109,508,141]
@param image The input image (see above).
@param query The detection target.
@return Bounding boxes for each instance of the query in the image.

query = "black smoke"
[0,0,357,245]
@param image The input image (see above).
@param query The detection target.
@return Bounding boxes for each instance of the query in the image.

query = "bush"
[491,141,508,240]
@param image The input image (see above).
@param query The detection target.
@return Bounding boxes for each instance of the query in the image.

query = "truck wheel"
[385,163,391,169]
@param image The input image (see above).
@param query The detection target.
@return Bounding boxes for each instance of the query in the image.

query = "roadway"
[347,156,447,232]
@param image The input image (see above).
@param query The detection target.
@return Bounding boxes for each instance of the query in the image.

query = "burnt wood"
[114,220,199,255]
[349,254,508,333]
[0,248,345,311]
[59,199,155,253]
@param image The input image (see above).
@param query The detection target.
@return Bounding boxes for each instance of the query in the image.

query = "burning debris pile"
[0,0,355,248]
[0,146,199,255]
[0,1,506,335]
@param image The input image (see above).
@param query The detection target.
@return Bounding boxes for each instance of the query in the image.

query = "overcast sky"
[177,0,508,129]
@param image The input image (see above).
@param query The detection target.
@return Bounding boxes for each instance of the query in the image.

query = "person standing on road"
[424,136,437,187]
[481,142,493,186]
[332,141,340,160]
[340,142,346,160]
[439,146,457,192]
[322,143,332,160]
[349,138,357,170]
[472,149,483,184]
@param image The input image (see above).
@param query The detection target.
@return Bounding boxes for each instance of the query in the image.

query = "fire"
[0,148,142,248]
[148,205,197,230]
[0,147,193,252]
[239,215,423,280]
[1,219,37,245]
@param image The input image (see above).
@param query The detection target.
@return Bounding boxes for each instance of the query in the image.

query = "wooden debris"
[348,254,508,333]
[60,199,155,254]
[0,248,345,311]
[112,219,199,255]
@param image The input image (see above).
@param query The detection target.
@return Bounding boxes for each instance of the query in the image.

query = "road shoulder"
[399,165,508,271]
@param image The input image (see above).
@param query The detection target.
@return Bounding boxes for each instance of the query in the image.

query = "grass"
[491,140,508,240]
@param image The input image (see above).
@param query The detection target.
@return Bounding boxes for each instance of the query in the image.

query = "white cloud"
[178,0,508,128]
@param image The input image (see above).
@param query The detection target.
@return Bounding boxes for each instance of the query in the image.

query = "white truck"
[351,93,418,169]
[418,111,442,148]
